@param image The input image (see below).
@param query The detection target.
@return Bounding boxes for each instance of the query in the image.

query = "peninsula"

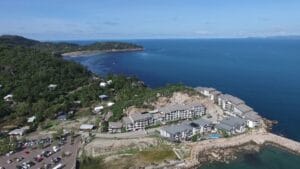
[0,35,299,169]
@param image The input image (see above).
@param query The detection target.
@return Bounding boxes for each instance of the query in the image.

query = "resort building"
[233,104,253,116]
[108,122,123,133]
[244,111,261,128]
[158,103,206,122]
[160,118,213,141]
[195,87,222,103]
[218,94,245,116]
[216,117,246,135]
[189,118,212,134]
[122,112,154,131]
[160,123,193,141]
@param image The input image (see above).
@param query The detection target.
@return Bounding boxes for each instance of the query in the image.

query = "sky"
[0,0,300,40]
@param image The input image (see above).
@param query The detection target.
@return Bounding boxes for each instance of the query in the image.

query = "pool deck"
[185,129,300,168]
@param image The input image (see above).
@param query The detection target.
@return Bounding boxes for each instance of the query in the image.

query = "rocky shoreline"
[62,48,144,57]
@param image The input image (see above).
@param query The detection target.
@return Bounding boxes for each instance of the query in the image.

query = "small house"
[107,80,113,85]
[3,94,13,102]
[56,112,67,121]
[79,124,95,131]
[99,94,109,100]
[9,126,29,137]
[99,82,107,87]
[108,122,123,133]
[27,116,36,123]
[48,84,57,90]
[94,106,104,113]
[107,102,115,107]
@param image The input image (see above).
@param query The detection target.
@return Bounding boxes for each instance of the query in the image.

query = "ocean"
[64,39,300,168]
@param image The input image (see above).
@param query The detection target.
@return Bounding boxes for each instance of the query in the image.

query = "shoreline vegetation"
[62,48,144,57]
[1,35,300,169]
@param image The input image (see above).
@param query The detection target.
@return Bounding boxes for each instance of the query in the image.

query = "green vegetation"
[0,35,192,129]
[137,145,177,162]
[79,152,105,169]
[0,35,143,55]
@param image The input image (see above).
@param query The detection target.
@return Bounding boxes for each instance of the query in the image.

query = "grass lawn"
[137,145,178,163]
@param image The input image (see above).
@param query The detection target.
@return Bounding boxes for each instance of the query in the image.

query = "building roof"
[3,94,13,100]
[186,102,204,108]
[210,90,222,95]
[130,112,152,121]
[236,104,253,113]
[220,94,245,105]
[194,87,216,93]
[190,118,212,127]
[244,111,261,121]
[162,123,193,135]
[8,127,29,135]
[220,116,246,127]
[158,104,189,114]
[57,114,67,120]
[27,116,36,123]
[48,84,57,88]
[107,102,115,107]
[216,123,233,132]
[109,122,123,129]
[99,95,108,99]
[80,124,95,130]
[122,117,132,124]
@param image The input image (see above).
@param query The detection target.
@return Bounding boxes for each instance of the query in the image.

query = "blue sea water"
[65,39,300,168]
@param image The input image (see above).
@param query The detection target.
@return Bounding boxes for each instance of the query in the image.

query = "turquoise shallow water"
[65,39,300,168]
[200,146,300,169]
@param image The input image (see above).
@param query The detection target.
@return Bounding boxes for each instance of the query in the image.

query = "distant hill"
[0,35,144,55]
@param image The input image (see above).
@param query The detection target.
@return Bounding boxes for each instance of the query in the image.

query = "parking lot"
[0,136,80,169]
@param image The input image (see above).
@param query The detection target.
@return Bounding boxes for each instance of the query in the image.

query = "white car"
[52,146,60,152]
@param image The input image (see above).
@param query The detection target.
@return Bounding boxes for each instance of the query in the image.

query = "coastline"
[61,48,144,57]
[184,130,300,169]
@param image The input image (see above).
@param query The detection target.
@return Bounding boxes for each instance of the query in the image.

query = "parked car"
[34,155,44,162]
[51,157,61,164]
[6,151,14,156]
[52,146,60,152]
[16,156,24,162]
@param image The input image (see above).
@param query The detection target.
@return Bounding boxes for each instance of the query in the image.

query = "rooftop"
[216,123,233,132]
[194,87,216,92]
[130,112,152,121]
[236,104,253,113]
[244,111,261,121]
[190,118,212,127]
[80,124,95,130]
[162,123,193,135]
[109,122,123,128]
[158,104,189,113]
[220,116,246,127]
[220,94,245,105]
